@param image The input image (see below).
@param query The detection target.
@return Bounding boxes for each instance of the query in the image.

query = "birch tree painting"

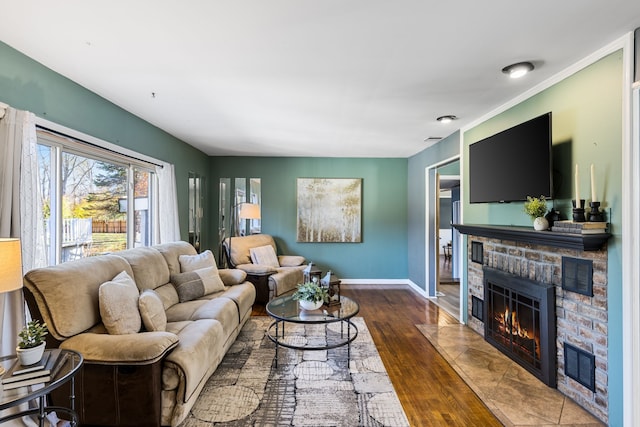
[297,178,362,243]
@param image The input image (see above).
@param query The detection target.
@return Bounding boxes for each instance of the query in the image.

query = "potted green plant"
[16,320,48,365]
[524,195,549,231]
[292,280,329,310]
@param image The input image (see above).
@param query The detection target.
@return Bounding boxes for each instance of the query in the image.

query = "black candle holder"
[572,199,586,222]
[589,201,605,222]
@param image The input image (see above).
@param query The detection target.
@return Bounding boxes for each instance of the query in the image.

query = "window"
[37,128,157,265]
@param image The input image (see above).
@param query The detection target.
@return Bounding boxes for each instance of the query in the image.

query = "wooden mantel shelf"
[452,224,611,251]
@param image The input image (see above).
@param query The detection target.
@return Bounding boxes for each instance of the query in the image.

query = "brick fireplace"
[456,225,609,424]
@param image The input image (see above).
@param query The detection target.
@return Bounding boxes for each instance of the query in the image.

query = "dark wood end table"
[245,271,275,304]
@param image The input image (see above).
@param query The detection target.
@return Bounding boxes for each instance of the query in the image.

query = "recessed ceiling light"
[501,61,535,79]
[436,115,457,124]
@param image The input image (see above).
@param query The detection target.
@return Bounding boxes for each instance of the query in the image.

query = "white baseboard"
[340,279,430,299]
[340,279,409,285]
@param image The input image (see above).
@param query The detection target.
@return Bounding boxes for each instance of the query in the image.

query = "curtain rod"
[36,124,163,169]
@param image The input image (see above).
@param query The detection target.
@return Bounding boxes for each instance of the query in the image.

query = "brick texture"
[466,235,608,424]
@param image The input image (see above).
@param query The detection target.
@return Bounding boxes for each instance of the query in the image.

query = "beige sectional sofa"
[23,241,255,427]
[223,234,307,302]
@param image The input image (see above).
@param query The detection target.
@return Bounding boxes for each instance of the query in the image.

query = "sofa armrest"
[60,331,179,365]
[278,255,306,267]
[218,268,247,286]
[236,263,278,274]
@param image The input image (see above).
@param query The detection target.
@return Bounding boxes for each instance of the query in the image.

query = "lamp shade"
[238,203,261,220]
[0,238,23,293]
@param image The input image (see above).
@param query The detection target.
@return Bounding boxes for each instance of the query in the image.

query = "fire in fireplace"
[483,267,556,387]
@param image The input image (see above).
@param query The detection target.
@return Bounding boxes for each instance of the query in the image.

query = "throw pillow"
[138,289,167,332]
[249,245,279,268]
[171,266,226,302]
[99,271,141,335]
[179,249,216,272]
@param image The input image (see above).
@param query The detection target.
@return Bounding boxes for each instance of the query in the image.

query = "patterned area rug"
[179,317,409,427]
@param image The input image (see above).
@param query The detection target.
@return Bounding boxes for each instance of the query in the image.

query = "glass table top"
[0,349,83,409]
[266,292,359,323]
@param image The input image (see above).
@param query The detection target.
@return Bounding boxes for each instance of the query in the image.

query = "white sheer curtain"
[155,162,181,243]
[0,107,46,356]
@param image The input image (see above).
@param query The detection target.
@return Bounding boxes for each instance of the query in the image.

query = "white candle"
[590,163,596,202]
[575,164,580,209]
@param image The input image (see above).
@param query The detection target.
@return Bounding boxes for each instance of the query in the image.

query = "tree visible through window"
[37,130,156,265]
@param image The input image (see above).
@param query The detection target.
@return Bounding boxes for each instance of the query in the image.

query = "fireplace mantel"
[452,224,610,251]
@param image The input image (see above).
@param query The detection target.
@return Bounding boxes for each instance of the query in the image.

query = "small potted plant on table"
[292,279,329,311]
[524,195,549,231]
[16,319,48,365]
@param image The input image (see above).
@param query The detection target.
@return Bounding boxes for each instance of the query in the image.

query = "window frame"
[35,120,162,265]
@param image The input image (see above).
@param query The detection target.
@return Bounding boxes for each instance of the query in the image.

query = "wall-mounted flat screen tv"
[469,112,552,203]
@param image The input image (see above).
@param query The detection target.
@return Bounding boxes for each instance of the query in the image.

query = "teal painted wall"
[0,41,211,247]
[437,160,460,176]
[462,50,623,424]
[407,132,460,291]
[209,157,408,279]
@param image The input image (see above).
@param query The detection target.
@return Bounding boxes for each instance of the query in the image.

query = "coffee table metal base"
[267,319,358,368]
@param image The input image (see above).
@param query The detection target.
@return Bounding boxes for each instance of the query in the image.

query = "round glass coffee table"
[266,292,360,367]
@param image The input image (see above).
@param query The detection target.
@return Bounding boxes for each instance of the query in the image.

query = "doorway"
[426,157,462,321]
[436,167,461,319]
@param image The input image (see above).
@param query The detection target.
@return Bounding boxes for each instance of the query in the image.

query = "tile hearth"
[416,323,604,427]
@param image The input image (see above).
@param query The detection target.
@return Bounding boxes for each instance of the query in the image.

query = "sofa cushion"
[60,331,178,364]
[139,289,167,332]
[236,263,278,274]
[164,319,225,402]
[179,250,216,272]
[271,266,306,297]
[214,282,256,323]
[225,234,276,266]
[278,255,306,267]
[23,255,133,340]
[152,283,180,311]
[218,268,247,285]
[165,298,239,338]
[154,241,198,275]
[99,271,141,335]
[170,267,225,302]
[249,245,279,267]
[116,247,170,291]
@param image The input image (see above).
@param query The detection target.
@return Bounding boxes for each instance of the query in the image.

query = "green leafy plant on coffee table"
[524,196,548,220]
[292,281,329,303]
[18,319,48,349]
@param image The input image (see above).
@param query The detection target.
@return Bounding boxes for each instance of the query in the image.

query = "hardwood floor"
[252,285,501,426]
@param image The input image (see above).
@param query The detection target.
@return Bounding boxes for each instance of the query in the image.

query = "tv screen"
[469,112,552,203]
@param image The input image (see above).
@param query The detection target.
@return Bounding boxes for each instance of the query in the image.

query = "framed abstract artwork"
[296,178,362,243]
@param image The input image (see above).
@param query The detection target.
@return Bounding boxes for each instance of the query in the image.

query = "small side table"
[0,350,83,427]
[303,266,322,284]
[245,271,275,304]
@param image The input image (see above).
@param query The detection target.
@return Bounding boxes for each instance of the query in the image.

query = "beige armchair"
[223,234,306,303]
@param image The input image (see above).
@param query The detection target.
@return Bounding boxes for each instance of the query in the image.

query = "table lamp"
[0,238,23,375]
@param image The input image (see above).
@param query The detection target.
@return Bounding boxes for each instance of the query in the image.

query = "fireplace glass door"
[486,282,541,370]
[483,267,556,387]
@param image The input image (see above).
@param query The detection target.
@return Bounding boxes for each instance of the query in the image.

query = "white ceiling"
[1,1,639,158]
